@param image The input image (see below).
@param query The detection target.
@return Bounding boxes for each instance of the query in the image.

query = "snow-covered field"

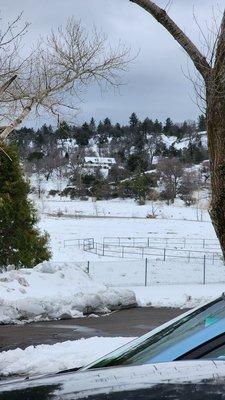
[0,336,134,376]
[0,262,136,324]
[39,211,217,263]
[1,197,223,323]
[36,196,210,221]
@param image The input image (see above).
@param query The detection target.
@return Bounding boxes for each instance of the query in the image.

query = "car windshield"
[83,295,225,369]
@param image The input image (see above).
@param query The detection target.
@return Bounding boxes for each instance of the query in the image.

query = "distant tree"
[127,153,148,173]
[153,119,163,133]
[131,174,149,205]
[163,117,173,136]
[56,121,70,140]
[142,117,154,134]
[129,112,139,127]
[74,123,91,147]
[178,170,201,206]
[198,114,206,132]
[157,158,184,203]
[97,121,108,146]
[0,145,51,268]
[89,118,96,134]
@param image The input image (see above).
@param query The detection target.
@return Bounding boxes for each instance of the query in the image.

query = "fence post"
[145,258,148,286]
[163,248,166,261]
[203,255,206,284]
[188,250,191,263]
[203,239,205,249]
[147,237,150,247]
[102,244,105,256]
[87,261,90,274]
[122,246,124,258]
[212,252,215,265]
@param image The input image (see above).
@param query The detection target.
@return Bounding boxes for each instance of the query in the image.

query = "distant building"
[84,157,116,170]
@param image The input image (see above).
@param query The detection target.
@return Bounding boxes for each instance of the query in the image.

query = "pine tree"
[163,117,173,135]
[198,114,206,132]
[129,112,139,127]
[0,144,51,269]
[89,117,96,134]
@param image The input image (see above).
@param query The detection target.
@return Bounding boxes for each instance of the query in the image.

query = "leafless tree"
[130,0,225,258]
[146,132,163,164]
[0,18,129,141]
[157,157,184,202]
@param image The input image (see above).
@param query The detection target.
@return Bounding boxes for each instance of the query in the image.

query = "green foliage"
[0,145,51,268]
[131,174,149,204]
[119,174,149,205]
[129,112,139,127]
[82,174,96,186]
[126,153,149,173]
[27,151,44,162]
[57,121,70,139]
[198,114,206,131]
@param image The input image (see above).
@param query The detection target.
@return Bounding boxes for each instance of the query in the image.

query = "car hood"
[1,360,225,399]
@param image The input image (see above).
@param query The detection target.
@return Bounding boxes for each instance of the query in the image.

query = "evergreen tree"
[97,121,108,145]
[163,117,173,136]
[142,117,154,134]
[198,114,206,131]
[0,145,51,268]
[153,119,163,133]
[57,121,70,139]
[129,112,139,127]
[89,117,96,134]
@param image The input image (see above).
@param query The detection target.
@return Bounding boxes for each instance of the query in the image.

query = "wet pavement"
[0,307,188,351]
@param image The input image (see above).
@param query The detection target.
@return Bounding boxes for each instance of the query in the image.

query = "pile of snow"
[0,337,134,377]
[0,262,136,324]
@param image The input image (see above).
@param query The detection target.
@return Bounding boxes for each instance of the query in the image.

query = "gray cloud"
[0,0,223,126]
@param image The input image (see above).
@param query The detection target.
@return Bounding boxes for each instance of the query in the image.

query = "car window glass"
[201,343,225,360]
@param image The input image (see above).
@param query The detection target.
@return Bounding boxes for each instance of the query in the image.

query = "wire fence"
[75,258,225,286]
[102,236,220,250]
[63,237,223,264]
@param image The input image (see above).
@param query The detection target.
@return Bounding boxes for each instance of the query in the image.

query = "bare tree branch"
[130,0,212,81]
[0,18,130,141]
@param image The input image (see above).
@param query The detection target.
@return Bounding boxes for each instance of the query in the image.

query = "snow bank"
[0,337,134,376]
[131,284,225,309]
[0,262,136,324]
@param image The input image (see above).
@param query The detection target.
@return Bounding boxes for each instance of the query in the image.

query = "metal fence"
[64,237,222,264]
[78,258,225,286]
[102,236,220,250]
[63,234,223,266]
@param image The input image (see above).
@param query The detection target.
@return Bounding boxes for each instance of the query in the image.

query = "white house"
[84,157,116,170]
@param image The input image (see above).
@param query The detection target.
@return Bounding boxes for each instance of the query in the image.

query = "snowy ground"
[39,213,217,263]
[1,197,223,320]
[0,337,134,377]
[0,263,136,324]
[35,195,210,221]
[131,284,225,309]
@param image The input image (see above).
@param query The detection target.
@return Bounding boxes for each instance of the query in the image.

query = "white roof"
[84,157,116,164]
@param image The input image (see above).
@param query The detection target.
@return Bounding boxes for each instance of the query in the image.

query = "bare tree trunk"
[206,10,225,258]
[0,103,32,141]
[129,0,225,259]
[207,100,225,259]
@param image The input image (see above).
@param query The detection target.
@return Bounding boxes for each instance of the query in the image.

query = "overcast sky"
[0,0,223,127]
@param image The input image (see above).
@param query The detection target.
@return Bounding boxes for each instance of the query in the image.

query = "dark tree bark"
[130,0,225,259]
